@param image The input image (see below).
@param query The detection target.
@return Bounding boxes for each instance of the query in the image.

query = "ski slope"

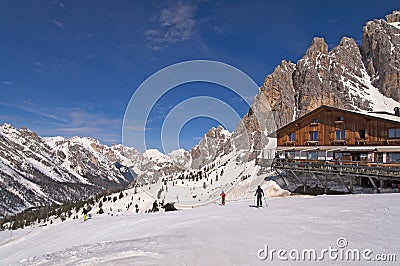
[0,193,399,265]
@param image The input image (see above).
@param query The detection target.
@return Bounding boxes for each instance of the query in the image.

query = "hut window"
[285,151,295,159]
[358,130,366,139]
[309,131,318,141]
[335,130,346,140]
[288,132,296,141]
[307,151,317,160]
[388,153,400,162]
[388,128,400,138]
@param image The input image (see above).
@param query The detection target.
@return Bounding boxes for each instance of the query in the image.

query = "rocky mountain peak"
[362,10,400,101]
[386,10,400,23]
[205,125,230,139]
[254,10,400,131]
[330,37,364,77]
[305,37,328,58]
[0,123,17,134]
[189,125,232,169]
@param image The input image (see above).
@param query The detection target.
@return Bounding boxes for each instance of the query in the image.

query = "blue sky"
[1,0,399,152]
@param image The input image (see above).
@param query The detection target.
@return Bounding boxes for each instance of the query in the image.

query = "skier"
[135,204,139,213]
[254,185,265,207]
[152,200,159,212]
[82,207,89,222]
[220,190,226,205]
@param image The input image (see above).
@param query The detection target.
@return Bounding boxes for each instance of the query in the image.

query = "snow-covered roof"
[353,109,400,123]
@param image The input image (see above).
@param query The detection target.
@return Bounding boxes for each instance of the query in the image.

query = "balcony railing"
[284,140,296,146]
[332,139,346,145]
[306,140,319,145]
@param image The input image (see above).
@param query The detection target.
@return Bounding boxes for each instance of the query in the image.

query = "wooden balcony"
[306,140,319,146]
[309,122,320,126]
[355,138,367,145]
[386,138,400,145]
[331,139,346,145]
[284,140,297,146]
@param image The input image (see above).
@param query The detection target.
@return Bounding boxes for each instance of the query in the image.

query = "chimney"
[394,107,400,116]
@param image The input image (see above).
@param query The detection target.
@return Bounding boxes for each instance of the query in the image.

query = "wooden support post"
[290,170,306,186]
[311,172,325,188]
[273,169,288,187]
[350,176,354,194]
[336,174,351,193]
[368,176,381,193]
[304,172,308,193]
[324,163,328,194]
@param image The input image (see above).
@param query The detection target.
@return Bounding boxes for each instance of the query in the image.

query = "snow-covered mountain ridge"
[0,123,142,216]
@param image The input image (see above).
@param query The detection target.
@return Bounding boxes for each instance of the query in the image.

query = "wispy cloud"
[2,81,13,85]
[145,2,196,49]
[54,108,122,138]
[52,0,64,8]
[52,19,64,28]
[0,101,123,144]
[0,101,66,122]
[32,58,75,73]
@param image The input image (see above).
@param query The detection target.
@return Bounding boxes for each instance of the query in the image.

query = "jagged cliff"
[257,11,400,130]
[362,11,400,101]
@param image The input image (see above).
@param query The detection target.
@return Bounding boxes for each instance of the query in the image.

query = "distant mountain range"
[1,10,399,216]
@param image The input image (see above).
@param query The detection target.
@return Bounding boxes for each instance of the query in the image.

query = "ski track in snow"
[0,193,399,265]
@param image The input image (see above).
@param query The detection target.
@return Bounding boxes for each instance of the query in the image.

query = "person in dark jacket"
[152,200,159,212]
[254,185,265,207]
[82,208,89,221]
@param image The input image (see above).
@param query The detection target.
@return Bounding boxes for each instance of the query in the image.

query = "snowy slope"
[0,193,398,265]
[143,149,171,163]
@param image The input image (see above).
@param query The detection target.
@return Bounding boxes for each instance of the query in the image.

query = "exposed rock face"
[260,60,296,130]
[386,10,400,23]
[362,11,400,101]
[190,126,232,169]
[259,11,400,130]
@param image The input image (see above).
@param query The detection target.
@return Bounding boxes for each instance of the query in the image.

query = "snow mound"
[143,149,170,162]
[262,180,291,197]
